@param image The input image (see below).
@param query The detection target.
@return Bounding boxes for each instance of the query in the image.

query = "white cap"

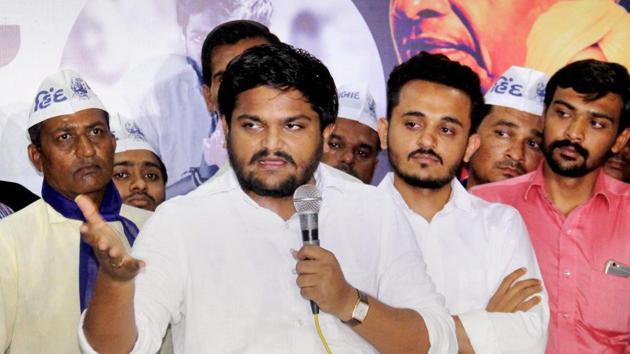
[28,69,106,128]
[113,120,159,157]
[337,83,378,131]
[484,66,549,116]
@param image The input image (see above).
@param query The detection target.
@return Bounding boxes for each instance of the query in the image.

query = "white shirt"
[379,173,550,353]
[79,164,457,353]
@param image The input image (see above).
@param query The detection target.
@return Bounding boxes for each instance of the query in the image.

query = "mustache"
[407,148,443,165]
[335,163,358,178]
[125,191,155,203]
[494,159,525,174]
[249,149,297,166]
[549,140,589,159]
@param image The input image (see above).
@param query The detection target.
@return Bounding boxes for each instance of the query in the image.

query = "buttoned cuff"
[458,310,500,354]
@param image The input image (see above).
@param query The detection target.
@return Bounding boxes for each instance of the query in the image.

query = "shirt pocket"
[584,267,630,333]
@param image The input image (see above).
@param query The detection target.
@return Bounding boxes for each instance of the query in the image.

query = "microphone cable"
[313,313,332,354]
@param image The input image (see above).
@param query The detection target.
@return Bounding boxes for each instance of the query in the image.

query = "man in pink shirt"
[472,59,630,353]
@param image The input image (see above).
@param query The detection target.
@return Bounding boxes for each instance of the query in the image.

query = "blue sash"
[41,182,139,310]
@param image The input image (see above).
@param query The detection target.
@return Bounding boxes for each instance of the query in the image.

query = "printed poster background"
[0,0,629,195]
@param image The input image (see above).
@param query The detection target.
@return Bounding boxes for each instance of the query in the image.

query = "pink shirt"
[471,165,630,354]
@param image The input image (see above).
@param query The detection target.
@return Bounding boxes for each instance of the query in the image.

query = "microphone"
[293,184,322,315]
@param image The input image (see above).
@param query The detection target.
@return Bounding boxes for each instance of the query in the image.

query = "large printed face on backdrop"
[389,0,556,90]
[381,80,477,189]
[28,109,116,200]
[542,87,630,177]
[224,86,322,198]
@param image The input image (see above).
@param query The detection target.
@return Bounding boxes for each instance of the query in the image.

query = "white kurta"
[379,173,550,353]
[0,199,151,353]
[79,163,458,353]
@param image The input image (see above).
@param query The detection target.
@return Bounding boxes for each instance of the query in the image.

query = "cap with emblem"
[28,69,106,129]
[113,119,159,156]
[484,66,549,116]
[337,83,378,131]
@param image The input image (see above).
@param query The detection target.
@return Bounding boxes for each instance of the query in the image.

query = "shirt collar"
[524,163,611,206]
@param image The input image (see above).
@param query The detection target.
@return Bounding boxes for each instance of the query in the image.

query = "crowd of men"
[0,19,629,354]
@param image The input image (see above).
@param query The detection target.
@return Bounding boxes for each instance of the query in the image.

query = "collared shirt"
[0,202,13,219]
[379,173,549,353]
[472,165,630,353]
[0,199,151,354]
[78,163,457,353]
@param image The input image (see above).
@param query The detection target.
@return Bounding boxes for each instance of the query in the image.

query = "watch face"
[354,301,370,322]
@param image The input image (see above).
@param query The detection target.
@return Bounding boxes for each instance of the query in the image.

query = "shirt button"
[562,312,569,319]
[566,229,572,235]
[563,270,571,278]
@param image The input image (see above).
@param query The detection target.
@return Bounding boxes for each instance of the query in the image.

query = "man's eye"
[145,173,159,181]
[405,121,420,129]
[527,140,541,150]
[286,123,302,130]
[357,150,371,159]
[328,141,341,149]
[57,133,70,141]
[90,127,103,135]
[556,109,570,118]
[440,127,454,135]
[113,172,128,179]
[590,120,605,129]
[494,130,509,138]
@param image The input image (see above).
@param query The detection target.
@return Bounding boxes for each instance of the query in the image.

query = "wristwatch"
[342,289,369,327]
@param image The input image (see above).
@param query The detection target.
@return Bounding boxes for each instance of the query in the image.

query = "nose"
[564,118,586,143]
[506,141,525,162]
[130,174,147,192]
[340,148,355,165]
[416,128,437,149]
[76,135,96,158]
[396,0,450,19]
[262,125,285,151]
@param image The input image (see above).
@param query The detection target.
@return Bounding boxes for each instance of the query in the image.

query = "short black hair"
[218,43,338,132]
[544,59,630,132]
[28,110,110,149]
[176,0,272,33]
[201,20,280,87]
[386,51,485,134]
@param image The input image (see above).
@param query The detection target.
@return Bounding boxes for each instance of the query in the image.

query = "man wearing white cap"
[466,66,549,189]
[113,121,167,212]
[322,84,380,184]
[0,69,151,353]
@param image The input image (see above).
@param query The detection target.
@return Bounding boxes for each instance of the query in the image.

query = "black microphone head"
[293,184,322,215]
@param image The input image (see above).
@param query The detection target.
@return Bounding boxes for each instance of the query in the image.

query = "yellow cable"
[313,314,333,354]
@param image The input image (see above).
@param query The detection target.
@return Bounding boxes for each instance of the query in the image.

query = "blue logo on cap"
[536,82,546,103]
[491,76,523,97]
[124,121,146,140]
[70,77,91,99]
[33,87,68,112]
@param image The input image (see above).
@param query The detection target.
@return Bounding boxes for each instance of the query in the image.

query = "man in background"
[473,59,630,353]
[466,66,548,189]
[164,19,280,197]
[113,122,167,211]
[604,139,630,182]
[322,83,380,183]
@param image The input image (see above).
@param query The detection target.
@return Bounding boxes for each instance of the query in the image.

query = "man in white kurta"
[0,69,151,353]
[377,51,549,353]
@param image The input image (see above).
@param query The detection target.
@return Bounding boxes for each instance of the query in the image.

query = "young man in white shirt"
[76,43,458,353]
[377,52,550,353]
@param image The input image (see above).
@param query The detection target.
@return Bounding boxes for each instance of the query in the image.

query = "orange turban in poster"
[526,0,630,76]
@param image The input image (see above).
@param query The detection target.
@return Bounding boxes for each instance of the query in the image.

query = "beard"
[542,139,598,178]
[228,135,322,198]
[388,147,459,189]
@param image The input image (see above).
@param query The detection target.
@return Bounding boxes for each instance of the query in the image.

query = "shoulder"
[470,171,533,202]
[322,164,396,206]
